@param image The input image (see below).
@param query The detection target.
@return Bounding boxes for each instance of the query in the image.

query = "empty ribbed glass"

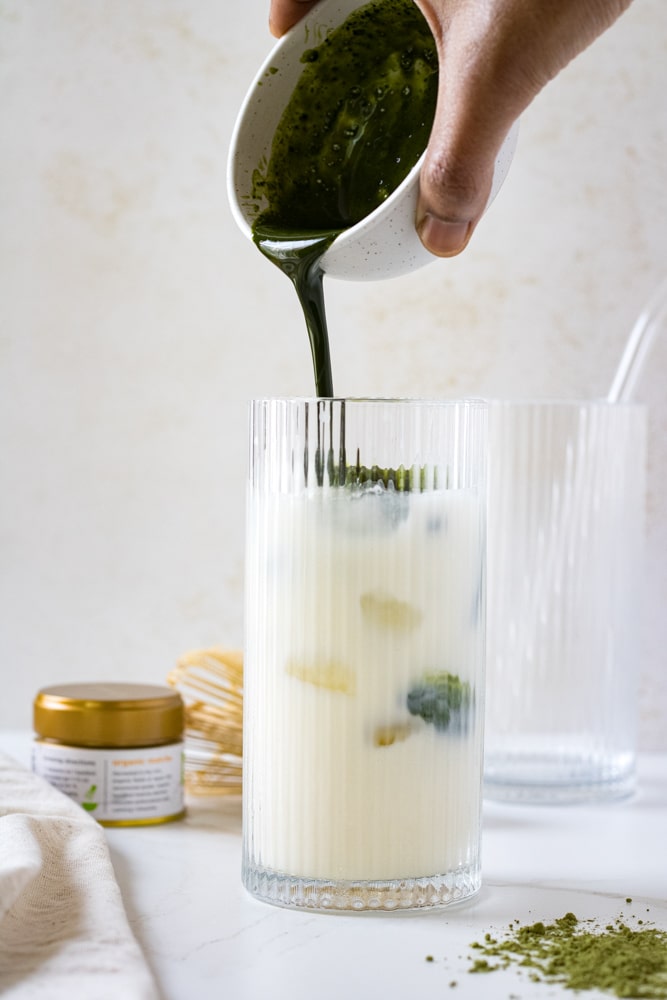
[484,400,646,803]
[243,398,488,911]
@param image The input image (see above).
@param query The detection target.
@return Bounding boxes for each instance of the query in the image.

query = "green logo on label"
[81,783,98,812]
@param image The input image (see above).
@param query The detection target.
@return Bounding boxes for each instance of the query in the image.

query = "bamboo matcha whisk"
[167,647,243,796]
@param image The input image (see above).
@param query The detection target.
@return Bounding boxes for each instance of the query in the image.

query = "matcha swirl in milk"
[243,1,485,910]
[246,466,484,886]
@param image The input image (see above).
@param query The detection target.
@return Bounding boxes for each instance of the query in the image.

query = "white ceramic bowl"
[227,0,519,281]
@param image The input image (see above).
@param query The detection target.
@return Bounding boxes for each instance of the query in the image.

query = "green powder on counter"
[468,911,667,998]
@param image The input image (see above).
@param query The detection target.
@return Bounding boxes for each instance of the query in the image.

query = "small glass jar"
[32,682,185,826]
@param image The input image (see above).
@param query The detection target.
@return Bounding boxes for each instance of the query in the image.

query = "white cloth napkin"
[0,751,160,1000]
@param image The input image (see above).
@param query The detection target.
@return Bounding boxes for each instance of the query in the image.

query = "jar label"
[32,741,184,822]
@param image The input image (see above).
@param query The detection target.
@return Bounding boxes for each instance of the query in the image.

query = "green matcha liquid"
[251,0,438,397]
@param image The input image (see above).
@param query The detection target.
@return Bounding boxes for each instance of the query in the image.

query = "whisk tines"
[167,647,243,796]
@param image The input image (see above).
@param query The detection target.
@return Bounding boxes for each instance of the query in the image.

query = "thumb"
[416,37,526,257]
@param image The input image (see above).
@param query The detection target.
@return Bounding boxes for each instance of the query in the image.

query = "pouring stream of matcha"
[251,0,438,397]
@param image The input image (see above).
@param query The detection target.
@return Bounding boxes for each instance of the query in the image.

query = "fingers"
[269,0,322,37]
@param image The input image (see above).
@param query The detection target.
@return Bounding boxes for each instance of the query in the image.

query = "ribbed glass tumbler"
[484,401,646,804]
[243,398,488,911]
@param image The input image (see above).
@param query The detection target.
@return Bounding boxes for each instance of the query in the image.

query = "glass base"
[483,751,636,805]
[243,863,481,912]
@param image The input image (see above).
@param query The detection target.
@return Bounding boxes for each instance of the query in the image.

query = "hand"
[268,0,633,257]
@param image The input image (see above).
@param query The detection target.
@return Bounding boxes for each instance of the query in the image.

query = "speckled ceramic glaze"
[227,0,519,281]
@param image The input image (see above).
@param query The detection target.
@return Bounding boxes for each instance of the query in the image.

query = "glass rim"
[249,396,644,410]
[487,397,646,410]
[249,396,489,407]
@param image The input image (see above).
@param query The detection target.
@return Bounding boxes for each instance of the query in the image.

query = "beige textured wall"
[1,0,665,745]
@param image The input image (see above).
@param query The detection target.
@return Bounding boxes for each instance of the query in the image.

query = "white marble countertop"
[3,731,666,1000]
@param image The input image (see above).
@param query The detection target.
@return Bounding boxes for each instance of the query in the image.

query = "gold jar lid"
[34,682,184,748]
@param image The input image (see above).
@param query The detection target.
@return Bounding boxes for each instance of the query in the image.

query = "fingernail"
[417,214,472,257]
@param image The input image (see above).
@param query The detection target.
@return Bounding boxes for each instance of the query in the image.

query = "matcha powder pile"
[468,911,667,998]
